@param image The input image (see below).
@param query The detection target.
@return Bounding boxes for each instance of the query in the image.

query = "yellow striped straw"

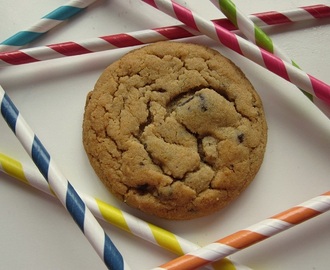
[0,152,251,270]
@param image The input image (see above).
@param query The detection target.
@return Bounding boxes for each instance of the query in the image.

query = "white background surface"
[0,0,330,269]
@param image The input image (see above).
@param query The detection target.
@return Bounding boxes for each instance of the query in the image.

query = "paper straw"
[211,0,326,103]
[0,152,251,270]
[0,86,131,270]
[245,4,330,26]
[0,0,98,52]
[1,4,330,67]
[153,191,330,270]
[142,0,330,104]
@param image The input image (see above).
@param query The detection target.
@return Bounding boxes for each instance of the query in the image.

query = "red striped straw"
[151,191,330,270]
[1,4,330,67]
[251,4,330,26]
[142,0,330,104]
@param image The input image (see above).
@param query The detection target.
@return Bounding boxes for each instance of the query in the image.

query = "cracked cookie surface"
[82,42,267,220]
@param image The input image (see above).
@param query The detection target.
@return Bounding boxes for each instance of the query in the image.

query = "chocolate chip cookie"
[82,41,267,220]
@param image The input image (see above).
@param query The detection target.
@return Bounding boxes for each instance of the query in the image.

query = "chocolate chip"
[237,133,244,143]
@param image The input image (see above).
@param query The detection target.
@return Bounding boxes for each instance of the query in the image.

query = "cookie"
[82,41,267,220]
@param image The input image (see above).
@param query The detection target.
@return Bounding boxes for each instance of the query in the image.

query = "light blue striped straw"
[0,0,98,52]
[0,85,131,270]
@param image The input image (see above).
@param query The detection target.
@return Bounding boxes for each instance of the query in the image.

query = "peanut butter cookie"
[83,42,267,220]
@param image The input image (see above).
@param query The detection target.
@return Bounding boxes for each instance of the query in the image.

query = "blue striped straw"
[0,85,131,270]
[0,0,98,52]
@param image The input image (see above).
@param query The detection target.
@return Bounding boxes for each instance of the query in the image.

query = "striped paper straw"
[244,4,330,26]
[142,0,330,104]
[0,152,251,270]
[1,4,330,67]
[0,0,98,52]
[153,191,330,270]
[0,86,131,270]
[211,0,323,102]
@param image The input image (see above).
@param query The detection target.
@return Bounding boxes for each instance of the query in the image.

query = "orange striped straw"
[151,191,330,270]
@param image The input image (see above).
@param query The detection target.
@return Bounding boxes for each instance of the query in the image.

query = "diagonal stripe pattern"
[142,0,330,104]
[0,0,98,52]
[212,0,314,102]
[0,86,129,270]
[1,5,329,67]
[0,152,251,270]
[152,191,330,270]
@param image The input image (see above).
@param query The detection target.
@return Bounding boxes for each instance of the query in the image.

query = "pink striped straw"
[142,0,330,104]
[210,0,327,104]
[152,191,330,270]
[1,4,330,67]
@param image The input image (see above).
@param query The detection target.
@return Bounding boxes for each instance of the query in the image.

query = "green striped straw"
[211,0,314,102]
